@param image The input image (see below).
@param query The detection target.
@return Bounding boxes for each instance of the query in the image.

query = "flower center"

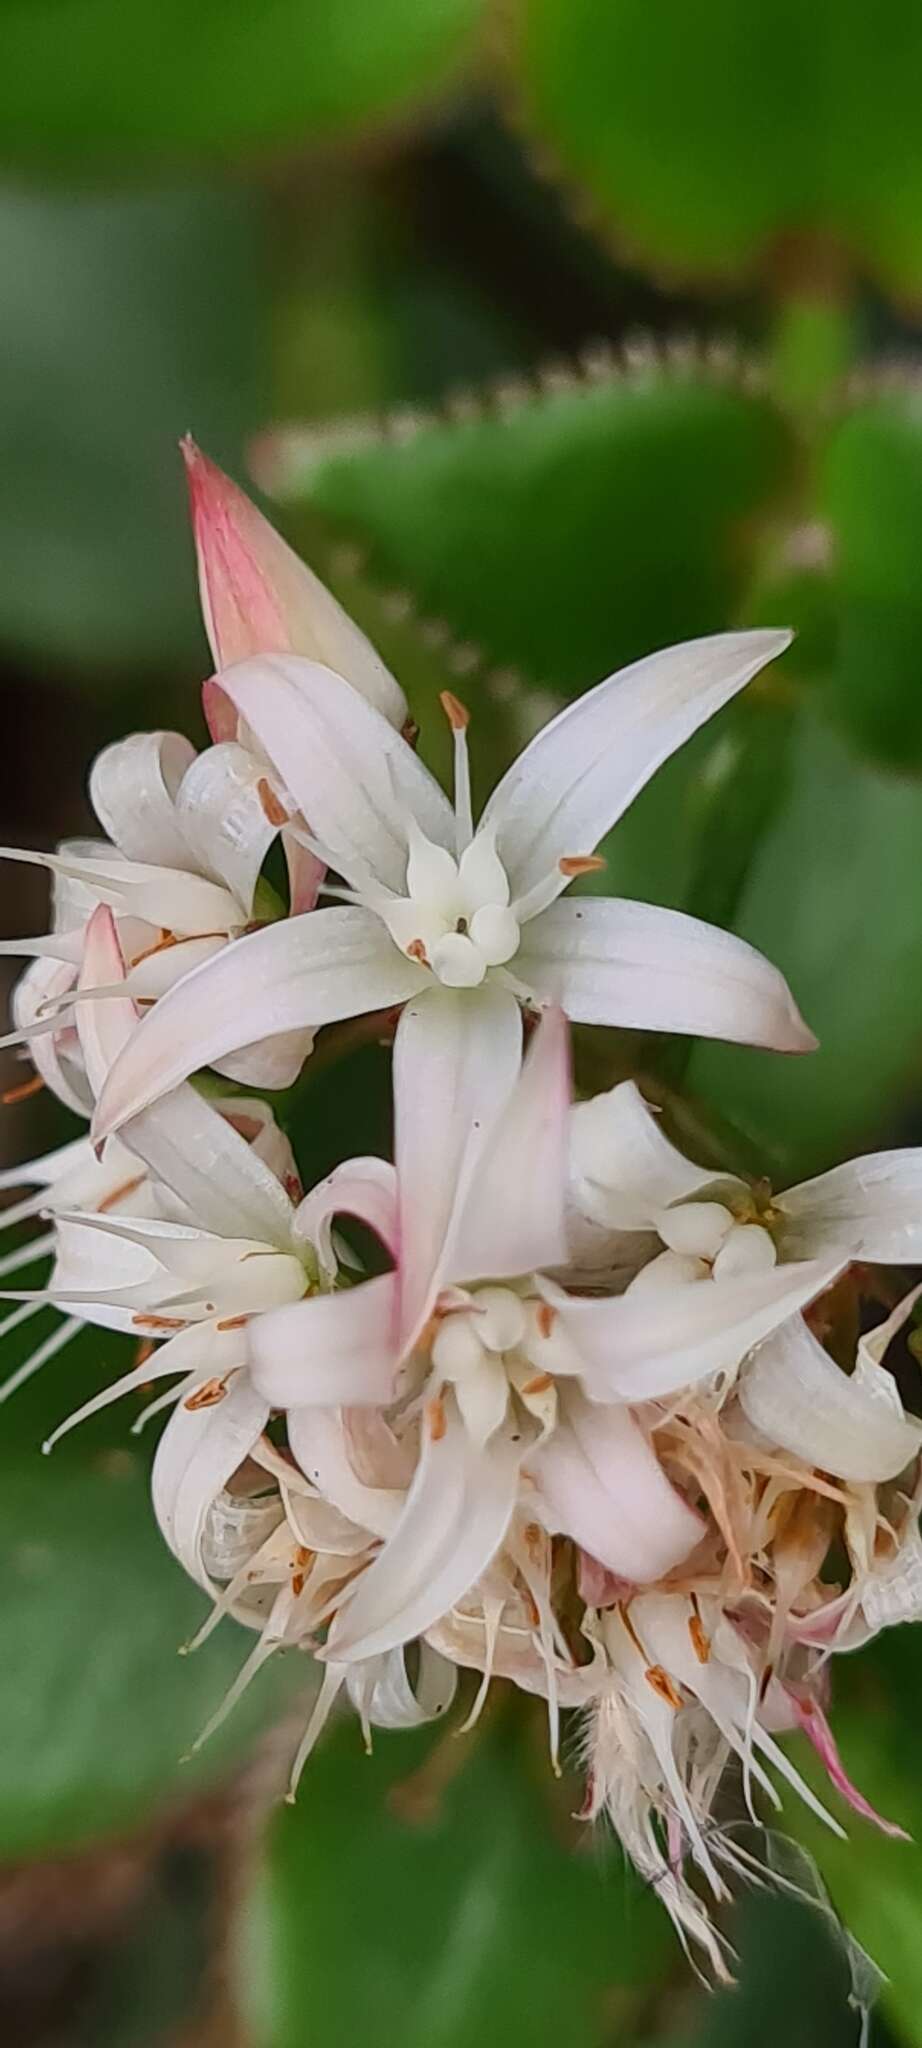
[378,824,522,988]
[630,1198,778,1297]
[429,1284,558,1443]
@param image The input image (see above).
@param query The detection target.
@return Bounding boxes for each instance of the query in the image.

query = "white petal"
[454,1354,510,1447]
[776,1150,922,1263]
[548,1253,846,1399]
[519,897,816,1051]
[450,1003,571,1286]
[248,1273,400,1407]
[173,742,277,914]
[75,905,137,1097]
[711,1221,776,1279]
[11,957,91,1117]
[93,907,426,1140]
[324,1397,519,1662]
[457,830,510,912]
[346,1643,458,1731]
[393,983,523,1352]
[739,1311,922,1483]
[293,1157,399,1281]
[208,655,453,893]
[0,844,241,936]
[123,1087,297,1248]
[429,932,487,987]
[481,630,791,901]
[570,1081,744,1233]
[89,731,197,869]
[527,1390,703,1581]
[657,1202,734,1259]
[287,1406,404,1539]
[211,1028,316,1092]
[152,1372,270,1590]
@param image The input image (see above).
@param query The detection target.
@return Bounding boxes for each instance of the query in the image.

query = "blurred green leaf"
[675,1892,862,2047]
[510,0,922,299]
[267,365,793,698]
[0,184,265,676]
[240,1714,672,2048]
[692,709,922,1177]
[820,393,922,768]
[0,1313,302,1858]
[781,1626,922,2046]
[0,0,481,164]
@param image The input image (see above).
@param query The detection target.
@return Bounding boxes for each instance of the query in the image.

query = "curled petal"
[152,1371,270,1590]
[89,731,197,870]
[173,741,278,914]
[293,1157,399,1280]
[776,1150,922,1263]
[569,1078,744,1232]
[739,1308,922,1483]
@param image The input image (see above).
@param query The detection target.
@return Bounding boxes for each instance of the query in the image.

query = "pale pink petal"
[0,843,240,937]
[739,1315,922,1482]
[183,438,407,727]
[450,1004,570,1285]
[324,1397,519,1663]
[248,1273,400,1408]
[527,1390,703,1581]
[776,1151,922,1262]
[789,1694,908,1838]
[89,731,197,870]
[173,741,278,914]
[75,905,137,1097]
[287,1406,404,1539]
[549,1253,846,1399]
[210,654,452,893]
[393,983,523,1352]
[211,1030,317,1093]
[518,897,816,1052]
[151,1370,270,1590]
[293,1157,399,1279]
[92,907,426,1140]
[481,631,791,901]
[11,957,90,1117]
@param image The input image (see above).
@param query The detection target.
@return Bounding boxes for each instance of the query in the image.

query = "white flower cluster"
[4,442,922,1973]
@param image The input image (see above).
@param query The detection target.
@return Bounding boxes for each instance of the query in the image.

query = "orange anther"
[559,855,606,878]
[1,1073,44,1106]
[688,1614,710,1665]
[184,1377,228,1411]
[439,690,470,731]
[644,1665,684,1711]
[406,939,429,966]
[131,1313,186,1332]
[427,1394,447,1442]
[133,1340,156,1372]
[258,777,289,827]
[535,1300,556,1340]
[215,1314,249,1332]
[521,1371,553,1397]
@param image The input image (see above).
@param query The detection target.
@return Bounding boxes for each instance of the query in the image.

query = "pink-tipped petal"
[182,438,406,728]
[518,896,816,1052]
[293,1156,399,1279]
[790,1695,909,1839]
[451,1004,571,1285]
[76,905,137,1097]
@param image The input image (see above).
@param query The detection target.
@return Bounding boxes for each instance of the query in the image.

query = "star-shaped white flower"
[91,627,815,1143]
[566,1077,922,1450]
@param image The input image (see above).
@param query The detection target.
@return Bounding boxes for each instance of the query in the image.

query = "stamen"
[535,1300,556,1340]
[521,1371,553,1396]
[427,1393,447,1442]
[406,938,430,966]
[96,1175,146,1214]
[131,1312,187,1332]
[215,1313,249,1332]
[184,1376,230,1411]
[1,1073,44,1106]
[558,854,605,878]
[258,777,289,827]
[645,1664,685,1710]
[128,930,178,969]
[440,691,473,853]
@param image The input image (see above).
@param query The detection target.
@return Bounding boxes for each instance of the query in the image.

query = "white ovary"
[376,825,521,989]
[629,1199,778,1296]
[430,1284,554,1442]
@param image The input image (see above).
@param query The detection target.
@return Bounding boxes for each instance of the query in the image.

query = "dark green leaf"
[0,185,265,676]
[239,1713,672,2048]
[0,1314,302,1859]
[510,0,922,298]
[0,0,481,164]
[692,710,922,1178]
[820,394,922,768]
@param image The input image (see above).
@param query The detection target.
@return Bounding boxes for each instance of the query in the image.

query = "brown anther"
[133,1339,156,1372]
[215,1314,249,1332]
[294,1545,312,1568]
[283,1172,304,1204]
[258,777,290,827]
[439,689,470,732]
[1,1072,44,1106]
[406,938,429,966]
[535,1300,556,1340]
[96,1174,146,1214]
[644,1665,684,1711]
[521,1371,553,1397]
[291,1573,305,1598]
[558,855,605,878]
[758,1661,775,1703]
[427,1394,447,1442]
[524,1593,541,1628]
[401,716,420,749]
[688,1614,710,1665]
[523,1521,544,1557]
[184,1377,228,1411]
[131,1313,186,1332]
